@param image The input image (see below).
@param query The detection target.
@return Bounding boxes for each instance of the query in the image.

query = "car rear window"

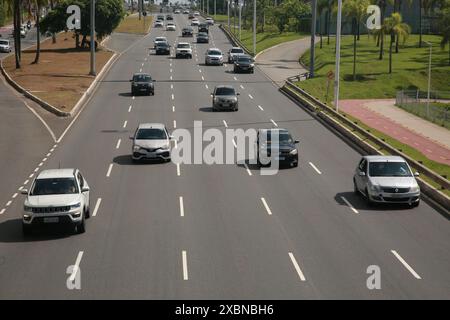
[0,40,8,45]
[136,128,167,140]
[237,56,252,63]
[31,178,79,195]
[231,48,244,53]
[215,87,235,95]
[208,50,222,55]
[133,75,152,82]
[178,43,190,48]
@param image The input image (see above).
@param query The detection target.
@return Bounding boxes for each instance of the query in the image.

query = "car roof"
[137,123,166,130]
[364,155,406,162]
[37,169,76,179]
[133,72,151,77]
[207,48,221,52]
[231,47,243,50]
[236,54,252,59]
[177,42,190,45]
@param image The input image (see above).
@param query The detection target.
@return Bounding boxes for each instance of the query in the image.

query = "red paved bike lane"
[339,100,450,166]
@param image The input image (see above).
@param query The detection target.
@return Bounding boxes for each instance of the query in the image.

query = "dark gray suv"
[212,86,240,111]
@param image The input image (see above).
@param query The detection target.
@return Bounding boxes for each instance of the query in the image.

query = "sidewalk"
[340,99,450,166]
[255,37,311,86]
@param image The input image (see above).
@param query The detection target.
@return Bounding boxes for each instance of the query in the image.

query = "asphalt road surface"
[0,13,449,299]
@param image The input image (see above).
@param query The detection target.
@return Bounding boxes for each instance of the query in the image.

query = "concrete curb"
[281,84,450,218]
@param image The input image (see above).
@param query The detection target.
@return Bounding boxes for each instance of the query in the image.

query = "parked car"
[196,32,209,43]
[182,26,194,37]
[212,85,239,111]
[205,48,224,65]
[130,73,155,96]
[131,123,172,162]
[256,129,299,168]
[21,169,91,235]
[175,42,193,59]
[227,47,245,63]
[0,39,11,53]
[353,155,421,207]
[234,55,255,73]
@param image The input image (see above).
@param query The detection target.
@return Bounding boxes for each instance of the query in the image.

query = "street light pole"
[334,0,342,112]
[253,0,256,55]
[238,0,242,40]
[89,0,96,76]
[310,0,317,78]
[425,41,432,118]
[227,0,230,30]
[214,0,216,18]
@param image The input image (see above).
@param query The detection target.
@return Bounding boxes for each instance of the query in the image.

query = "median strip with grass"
[2,31,114,113]
[115,13,152,34]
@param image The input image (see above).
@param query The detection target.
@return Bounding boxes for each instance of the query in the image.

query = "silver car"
[228,47,245,63]
[0,39,11,53]
[131,123,172,162]
[212,85,239,111]
[205,48,223,65]
[353,155,420,207]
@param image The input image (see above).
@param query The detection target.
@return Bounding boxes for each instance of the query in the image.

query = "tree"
[40,0,125,49]
[383,12,411,73]
[437,0,450,64]
[343,0,370,80]
[33,0,48,64]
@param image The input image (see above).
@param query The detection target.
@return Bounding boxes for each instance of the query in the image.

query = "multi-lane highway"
[0,12,449,299]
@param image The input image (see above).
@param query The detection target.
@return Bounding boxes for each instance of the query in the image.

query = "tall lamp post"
[89,0,96,76]
[310,0,317,78]
[253,0,256,56]
[227,0,230,30]
[238,0,242,40]
[424,41,432,118]
[334,0,342,112]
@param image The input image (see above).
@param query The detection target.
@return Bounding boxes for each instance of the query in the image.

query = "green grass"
[297,34,450,102]
[223,25,306,54]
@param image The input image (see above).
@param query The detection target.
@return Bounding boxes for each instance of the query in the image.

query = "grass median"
[115,13,152,34]
[2,31,114,112]
[297,34,450,102]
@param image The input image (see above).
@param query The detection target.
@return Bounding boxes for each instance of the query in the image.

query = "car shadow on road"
[0,219,71,243]
[118,92,132,97]
[199,106,214,112]
[334,192,414,212]
[113,155,169,166]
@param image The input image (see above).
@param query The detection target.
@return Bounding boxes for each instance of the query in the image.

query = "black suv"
[196,32,209,43]
[182,27,193,37]
[234,55,255,73]
[256,129,299,167]
[155,42,171,55]
[166,14,173,20]
[130,73,155,96]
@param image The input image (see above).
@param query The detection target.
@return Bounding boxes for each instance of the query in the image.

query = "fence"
[395,90,450,130]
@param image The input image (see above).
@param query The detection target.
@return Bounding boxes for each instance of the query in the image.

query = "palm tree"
[419,0,437,47]
[343,0,370,80]
[317,0,328,49]
[33,0,47,64]
[383,12,411,73]
[437,0,450,64]
[394,0,412,52]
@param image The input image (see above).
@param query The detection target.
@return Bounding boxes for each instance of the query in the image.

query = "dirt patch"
[115,14,152,34]
[3,31,114,112]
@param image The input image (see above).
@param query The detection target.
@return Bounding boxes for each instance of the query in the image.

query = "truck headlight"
[290,149,298,155]
[410,185,420,193]
[161,144,170,150]
[370,184,381,192]
[133,145,141,152]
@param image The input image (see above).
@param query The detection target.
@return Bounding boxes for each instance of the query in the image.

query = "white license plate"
[43,217,59,223]
[275,156,285,161]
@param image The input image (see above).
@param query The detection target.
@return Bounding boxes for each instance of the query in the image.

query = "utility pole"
[334,0,342,112]
[138,0,142,20]
[214,0,216,18]
[238,0,242,40]
[90,0,96,76]
[424,41,432,118]
[310,0,317,77]
[253,0,256,55]
[227,0,230,30]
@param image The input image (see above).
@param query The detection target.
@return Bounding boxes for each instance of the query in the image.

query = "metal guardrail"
[218,23,253,57]
[287,72,311,82]
[283,80,450,191]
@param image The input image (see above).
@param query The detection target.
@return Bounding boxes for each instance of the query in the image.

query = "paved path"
[340,99,450,166]
[255,37,311,86]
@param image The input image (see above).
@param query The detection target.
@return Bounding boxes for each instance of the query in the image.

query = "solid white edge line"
[182,250,188,280]
[92,198,102,217]
[179,196,184,217]
[309,162,322,174]
[391,250,422,279]
[69,251,84,282]
[116,139,121,149]
[261,197,273,215]
[341,196,359,214]
[106,164,114,177]
[288,252,306,281]
[22,101,57,142]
